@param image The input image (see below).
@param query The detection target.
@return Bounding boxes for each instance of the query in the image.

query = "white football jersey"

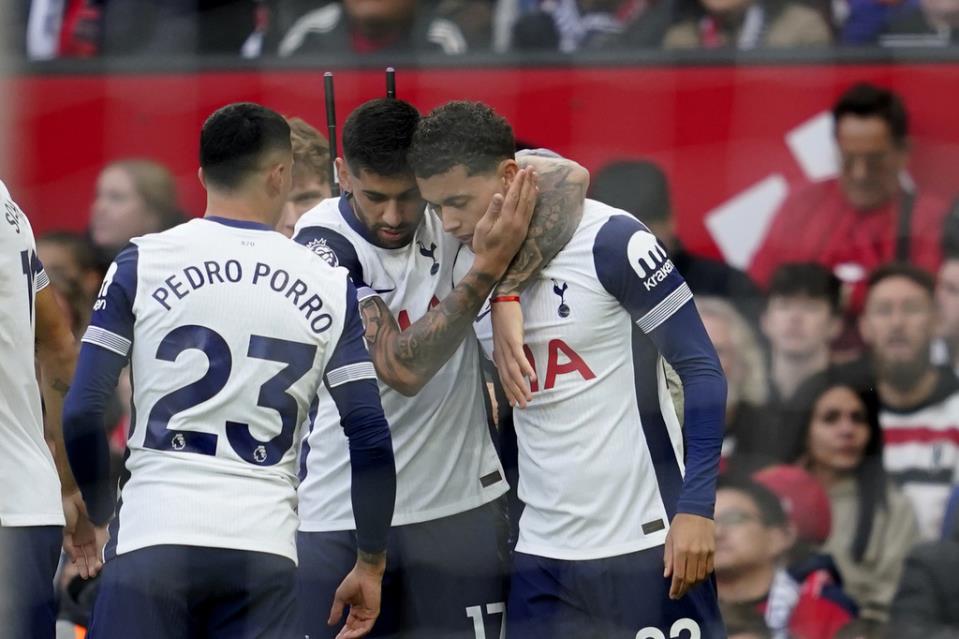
[0,180,63,527]
[474,200,698,560]
[83,217,374,561]
[294,196,506,530]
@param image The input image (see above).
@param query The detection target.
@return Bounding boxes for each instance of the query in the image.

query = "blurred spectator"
[879,0,959,46]
[843,263,959,541]
[837,0,918,44]
[592,160,762,324]
[715,476,856,639]
[784,375,919,623]
[761,263,842,405]
[885,485,959,638]
[271,0,490,56]
[510,0,673,51]
[750,84,950,310]
[36,231,101,336]
[662,0,832,48]
[278,116,332,237]
[933,249,959,376]
[88,159,182,270]
[100,0,262,57]
[699,297,776,472]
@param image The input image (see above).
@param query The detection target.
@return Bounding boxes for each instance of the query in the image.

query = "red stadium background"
[9,61,959,258]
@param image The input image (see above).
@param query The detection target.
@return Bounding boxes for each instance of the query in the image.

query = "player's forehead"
[416,164,488,202]
[354,167,418,197]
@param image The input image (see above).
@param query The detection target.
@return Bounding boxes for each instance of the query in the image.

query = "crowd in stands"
[14,0,959,60]
[26,75,959,638]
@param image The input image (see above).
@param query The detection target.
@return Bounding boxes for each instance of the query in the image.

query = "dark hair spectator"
[784,373,919,623]
[715,476,856,638]
[934,215,959,376]
[591,161,762,324]
[749,84,949,318]
[761,263,842,404]
[842,261,959,543]
[662,0,832,49]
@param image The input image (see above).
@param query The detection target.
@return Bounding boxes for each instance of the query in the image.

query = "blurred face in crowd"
[835,115,908,211]
[89,166,159,250]
[702,312,744,409]
[344,0,416,32]
[921,0,959,25]
[806,386,870,476]
[701,0,755,18]
[936,260,959,345]
[762,295,840,359]
[860,276,936,388]
[338,158,423,249]
[277,171,331,238]
[417,161,518,250]
[714,489,790,578]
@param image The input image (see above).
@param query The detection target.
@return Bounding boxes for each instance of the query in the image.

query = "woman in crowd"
[87,159,182,269]
[786,373,919,625]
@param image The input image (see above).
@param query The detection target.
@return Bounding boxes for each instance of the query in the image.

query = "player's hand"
[61,490,103,579]
[471,168,538,279]
[329,552,387,639]
[664,513,715,600]
[492,300,535,407]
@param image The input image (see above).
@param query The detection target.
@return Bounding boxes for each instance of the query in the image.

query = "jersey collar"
[203,216,274,231]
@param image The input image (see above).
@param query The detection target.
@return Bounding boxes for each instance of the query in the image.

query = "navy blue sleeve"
[594,215,726,519]
[64,345,128,525]
[63,244,139,525]
[294,225,368,289]
[323,279,395,553]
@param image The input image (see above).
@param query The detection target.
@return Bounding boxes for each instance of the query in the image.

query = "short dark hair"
[409,101,515,179]
[717,476,789,529]
[590,161,671,223]
[342,98,420,177]
[767,262,842,313]
[832,83,908,147]
[866,262,935,298]
[200,102,292,190]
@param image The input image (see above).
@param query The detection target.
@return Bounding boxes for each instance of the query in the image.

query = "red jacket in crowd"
[749,179,950,304]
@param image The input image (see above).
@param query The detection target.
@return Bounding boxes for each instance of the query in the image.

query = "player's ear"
[197,167,207,188]
[335,158,352,194]
[499,159,519,187]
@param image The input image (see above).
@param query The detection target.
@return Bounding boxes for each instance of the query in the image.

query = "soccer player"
[409,101,728,638]
[293,98,587,638]
[0,180,99,638]
[277,116,332,238]
[63,103,396,639]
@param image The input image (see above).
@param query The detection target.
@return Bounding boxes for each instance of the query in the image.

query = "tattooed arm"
[361,168,539,397]
[495,154,589,296]
[35,286,80,495]
[36,286,102,578]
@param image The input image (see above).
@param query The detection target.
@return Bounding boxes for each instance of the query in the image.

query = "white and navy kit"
[0,180,65,638]
[63,217,394,639]
[293,196,508,639]
[880,370,959,540]
[474,200,727,638]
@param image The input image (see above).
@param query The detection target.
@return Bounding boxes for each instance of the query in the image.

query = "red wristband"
[491,295,521,304]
